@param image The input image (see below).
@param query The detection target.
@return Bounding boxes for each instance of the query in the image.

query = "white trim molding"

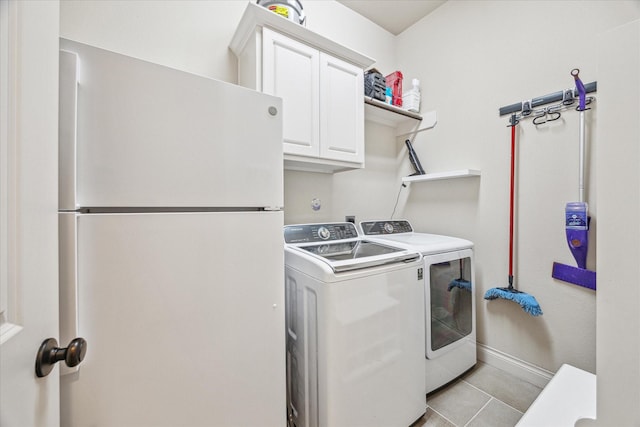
[0,0,19,341]
[477,343,554,389]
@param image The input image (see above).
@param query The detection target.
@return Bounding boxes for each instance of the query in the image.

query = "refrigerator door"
[59,211,285,427]
[59,39,283,210]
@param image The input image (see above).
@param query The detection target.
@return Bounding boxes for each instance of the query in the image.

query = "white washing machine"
[360,220,476,393]
[284,222,426,427]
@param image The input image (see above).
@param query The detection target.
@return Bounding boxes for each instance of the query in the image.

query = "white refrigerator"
[58,39,285,427]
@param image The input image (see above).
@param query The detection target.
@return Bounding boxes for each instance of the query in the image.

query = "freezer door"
[60,211,285,427]
[59,39,283,209]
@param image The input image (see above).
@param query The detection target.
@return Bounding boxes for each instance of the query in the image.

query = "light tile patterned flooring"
[412,362,544,427]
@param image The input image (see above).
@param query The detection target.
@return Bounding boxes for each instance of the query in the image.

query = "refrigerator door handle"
[59,50,78,211]
[59,213,80,375]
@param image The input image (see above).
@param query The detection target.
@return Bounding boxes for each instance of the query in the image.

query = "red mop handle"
[509,121,516,283]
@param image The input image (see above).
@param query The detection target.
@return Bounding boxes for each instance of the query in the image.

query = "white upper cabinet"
[230,3,374,173]
[319,52,364,164]
[262,28,320,159]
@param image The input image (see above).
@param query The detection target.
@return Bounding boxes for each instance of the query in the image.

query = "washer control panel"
[284,223,359,243]
[360,220,413,235]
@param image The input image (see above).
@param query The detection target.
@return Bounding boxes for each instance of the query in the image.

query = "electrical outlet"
[345,215,355,224]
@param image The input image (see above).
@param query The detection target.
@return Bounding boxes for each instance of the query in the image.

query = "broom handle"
[508,117,516,288]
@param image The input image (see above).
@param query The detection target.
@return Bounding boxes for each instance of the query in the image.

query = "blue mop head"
[484,287,543,317]
[448,279,472,292]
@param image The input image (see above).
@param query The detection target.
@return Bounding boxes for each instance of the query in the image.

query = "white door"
[319,53,364,164]
[263,27,320,158]
[0,1,61,426]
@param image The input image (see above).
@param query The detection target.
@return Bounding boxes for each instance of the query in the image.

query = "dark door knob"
[35,337,87,377]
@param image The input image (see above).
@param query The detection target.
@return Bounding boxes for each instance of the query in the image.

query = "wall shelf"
[364,97,436,136]
[402,169,481,183]
[365,97,422,123]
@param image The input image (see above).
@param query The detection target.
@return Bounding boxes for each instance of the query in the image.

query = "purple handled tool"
[552,69,596,290]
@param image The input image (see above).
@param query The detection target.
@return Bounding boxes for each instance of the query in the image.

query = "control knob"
[317,226,331,240]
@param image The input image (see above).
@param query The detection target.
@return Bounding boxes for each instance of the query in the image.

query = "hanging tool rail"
[499,81,597,125]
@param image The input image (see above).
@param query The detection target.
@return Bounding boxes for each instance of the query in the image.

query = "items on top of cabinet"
[256,0,306,26]
[230,2,374,69]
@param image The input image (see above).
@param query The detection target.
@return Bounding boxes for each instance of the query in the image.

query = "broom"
[484,115,543,316]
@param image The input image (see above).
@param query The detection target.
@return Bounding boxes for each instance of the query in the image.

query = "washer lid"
[284,222,421,272]
[300,239,401,259]
[289,240,420,272]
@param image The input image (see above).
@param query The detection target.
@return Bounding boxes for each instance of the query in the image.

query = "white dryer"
[284,222,426,427]
[360,220,476,393]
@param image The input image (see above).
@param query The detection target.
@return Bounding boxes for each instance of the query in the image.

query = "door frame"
[0,1,61,426]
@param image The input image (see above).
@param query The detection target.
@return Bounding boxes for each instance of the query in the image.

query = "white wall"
[60,0,396,91]
[60,1,244,82]
[591,18,640,427]
[285,121,403,224]
[393,0,639,375]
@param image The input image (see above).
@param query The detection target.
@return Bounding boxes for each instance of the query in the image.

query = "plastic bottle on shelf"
[385,87,393,105]
[403,78,421,113]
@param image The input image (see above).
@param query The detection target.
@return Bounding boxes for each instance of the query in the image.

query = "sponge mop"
[485,278,543,317]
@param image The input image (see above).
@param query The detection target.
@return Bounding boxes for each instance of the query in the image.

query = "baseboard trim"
[477,343,554,388]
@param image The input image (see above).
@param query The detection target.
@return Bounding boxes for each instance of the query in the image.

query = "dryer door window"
[429,257,473,352]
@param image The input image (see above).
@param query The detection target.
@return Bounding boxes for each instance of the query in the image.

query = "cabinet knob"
[268,106,278,116]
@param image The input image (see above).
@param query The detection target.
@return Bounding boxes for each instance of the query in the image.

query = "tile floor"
[412,362,543,427]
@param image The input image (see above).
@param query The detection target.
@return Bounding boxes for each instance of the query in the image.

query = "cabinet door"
[319,53,364,164]
[263,28,319,158]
